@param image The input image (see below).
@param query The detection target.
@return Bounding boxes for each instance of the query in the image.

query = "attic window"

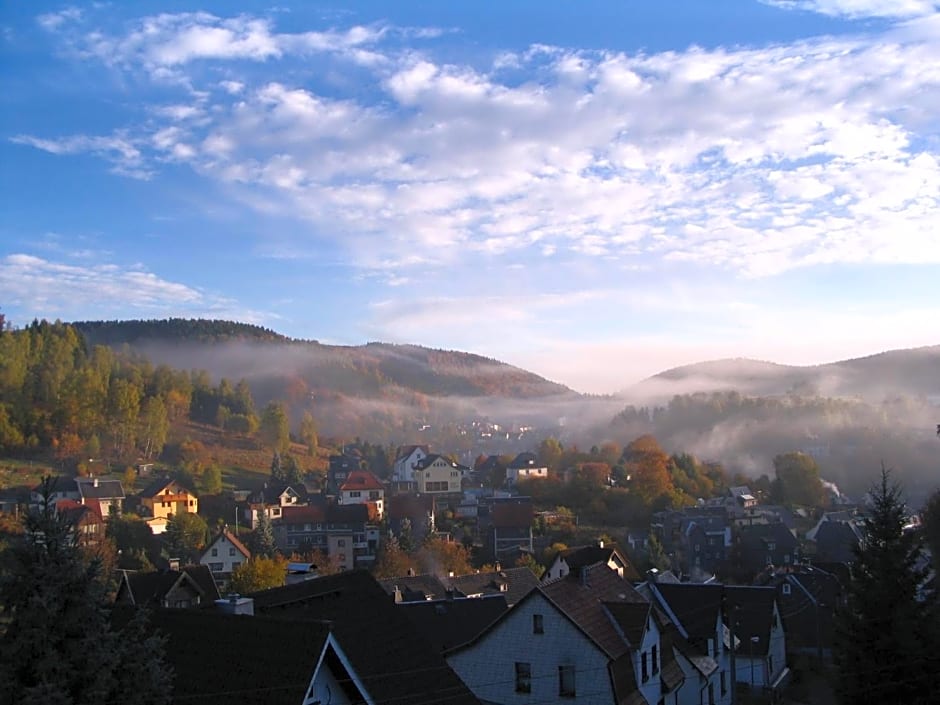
[515,662,531,693]
[782,583,791,595]
[533,614,544,634]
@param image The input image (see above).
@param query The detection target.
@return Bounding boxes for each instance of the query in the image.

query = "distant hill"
[628,346,940,402]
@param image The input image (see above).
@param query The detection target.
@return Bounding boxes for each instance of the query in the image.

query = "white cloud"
[0,253,268,322]
[20,9,940,280]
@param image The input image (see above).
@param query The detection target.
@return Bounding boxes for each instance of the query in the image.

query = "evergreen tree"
[270,451,285,484]
[250,511,277,559]
[282,453,304,486]
[834,468,940,704]
[0,477,172,704]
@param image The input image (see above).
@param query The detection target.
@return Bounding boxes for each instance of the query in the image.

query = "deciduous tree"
[230,555,287,594]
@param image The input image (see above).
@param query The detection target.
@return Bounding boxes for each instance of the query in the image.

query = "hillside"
[628,346,940,402]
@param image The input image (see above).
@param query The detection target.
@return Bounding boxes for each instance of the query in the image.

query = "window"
[720,671,727,696]
[558,665,576,697]
[641,652,649,682]
[782,583,791,595]
[229,548,236,556]
[533,614,544,634]
[515,662,531,693]
[273,507,280,516]
[652,644,659,675]
[337,539,346,547]
[350,491,361,498]
[211,548,218,557]
[369,491,380,500]
[209,562,223,571]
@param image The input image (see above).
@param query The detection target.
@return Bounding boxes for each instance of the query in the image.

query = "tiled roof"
[119,565,221,606]
[206,528,251,560]
[75,478,125,499]
[653,583,724,642]
[398,595,508,652]
[115,607,331,705]
[387,493,434,520]
[603,600,651,647]
[555,544,642,581]
[448,566,540,606]
[340,470,384,492]
[280,504,327,523]
[724,585,778,654]
[56,498,103,525]
[379,574,451,601]
[250,570,481,705]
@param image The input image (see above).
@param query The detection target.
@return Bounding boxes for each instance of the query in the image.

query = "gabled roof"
[117,565,221,606]
[652,583,723,642]
[415,453,452,469]
[113,608,331,705]
[340,470,384,492]
[249,570,481,705]
[205,527,251,561]
[139,477,195,499]
[724,585,778,654]
[508,452,543,469]
[75,478,125,500]
[247,483,304,505]
[396,444,429,461]
[56,498,103,526]
[603,600,652,647]
[279,504,327,523]
[398,595,509,652]
[552,544,641,581]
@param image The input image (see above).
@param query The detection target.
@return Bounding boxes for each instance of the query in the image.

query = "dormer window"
[782,583,791,595]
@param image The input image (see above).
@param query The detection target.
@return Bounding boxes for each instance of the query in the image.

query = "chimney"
[168,557,180,571]
[494,561,502,573]
[93,478,99,488]
[647,568,660,583]
[448,570,455,578]
[407,567,416,577]
[597,539,604,549]
[216,594,254,616]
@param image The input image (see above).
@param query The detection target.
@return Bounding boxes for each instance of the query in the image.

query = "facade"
[413,454,463,494]
[199,527,251,585]
[243,484,304,529]
[505,452,549,487]
[140,478,199,520]
[339,470,385,519]
[75,477,125,516]
[274,503,380,569]
[327,453,361,495]
[488,498,534,560]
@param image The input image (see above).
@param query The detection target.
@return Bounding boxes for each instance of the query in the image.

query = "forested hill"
[70,318,572,401]
[73,319,292,345]
[629,346,940,401]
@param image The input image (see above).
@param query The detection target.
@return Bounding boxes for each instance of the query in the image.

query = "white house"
[542,541,639,582]
[392,444,429,488]
[199,527,251,585]
[338,470,385,519]
[413,454,463,494]
[505,452,548,487]
[447,563,673,705]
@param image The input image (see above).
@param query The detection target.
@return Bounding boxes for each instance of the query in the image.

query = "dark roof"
[448,566,540,606]
[603,600,651,647]
[122,608,330,705]
[139,477,193,499]
[553,544,641,582]
[75,478,125,499]
[398,595,508,652]
[249,570,481,705]
[118,566,220,606]
[387,493,434,520]
[508,452,541,469]
[814,521,861,563]
[396,444,429,461]
[652,583,724,642]
[724,585,778,654]
[379,573,451,601]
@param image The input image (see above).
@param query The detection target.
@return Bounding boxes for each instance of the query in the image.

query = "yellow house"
[140,478,199,520]
[413,454,464,494]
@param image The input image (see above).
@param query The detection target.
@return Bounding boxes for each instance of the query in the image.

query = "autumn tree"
[537,437,564,471]
[834,469,940,704]
[772,451,826,508]
[371,535,415,579]
[622,435,675,508]
[199,464,223,496]
[259,400,290,454]
[230,555,287,594]
[416,537,473,576]
[300,411,319,456]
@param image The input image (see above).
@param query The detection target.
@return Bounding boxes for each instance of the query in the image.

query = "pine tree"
[270,451,285,484]
[834,468,940,704]
[250,510,277,559]
[0,477,172,704]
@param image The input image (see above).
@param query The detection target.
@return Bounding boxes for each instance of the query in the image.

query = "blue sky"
[2,0,940,393]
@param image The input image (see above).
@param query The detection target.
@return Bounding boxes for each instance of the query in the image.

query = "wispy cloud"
[762,0,939,19]
[0,253,271,323]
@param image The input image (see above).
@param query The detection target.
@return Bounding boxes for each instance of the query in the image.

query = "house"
[487,497,534,561]
[542,541,641,583]
[387,493,436,545]
[392,444,430,490]
[733,522,800,580]
[55,499,105,547]
[139,477,198,520]
[115,565,220,609]
[810,517,864,564]
[118,604,397,705]
[729,486,758,510]
[326,452,361,495]
[754,564,844,659]
[449,566,541,606]
[274,503,380,570]
[74,477,125,517]
[30,476,80,506]
[199,527,251,585]
[447,563,670,705]
[248,570,481,705]
[505,452,548,487]
[338,470,385,519]
[380,573,453,602]
[676,515,732,580]
[725,586,788,692]
[413,454,464,494]
[644,582,732,705]
[243,483,305,529]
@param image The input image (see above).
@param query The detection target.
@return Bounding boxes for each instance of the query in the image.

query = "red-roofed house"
[339,470,386,519]
[55,498,105,547]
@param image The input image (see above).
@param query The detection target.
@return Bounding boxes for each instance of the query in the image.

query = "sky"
[2,0,940,394]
